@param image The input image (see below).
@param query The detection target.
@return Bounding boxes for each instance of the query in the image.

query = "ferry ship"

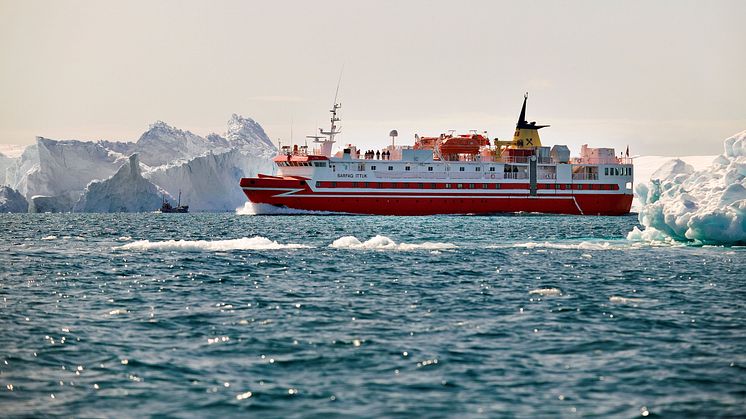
[240,95,633,215]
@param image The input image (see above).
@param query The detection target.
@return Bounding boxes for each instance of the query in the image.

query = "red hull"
[240,177,633,216]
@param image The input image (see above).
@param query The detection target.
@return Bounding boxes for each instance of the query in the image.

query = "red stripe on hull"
[239,178,633,216]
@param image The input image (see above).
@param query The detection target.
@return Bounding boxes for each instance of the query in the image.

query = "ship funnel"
[512,93,549,148]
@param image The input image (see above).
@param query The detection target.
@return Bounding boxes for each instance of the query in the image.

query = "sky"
[0,0,744,156]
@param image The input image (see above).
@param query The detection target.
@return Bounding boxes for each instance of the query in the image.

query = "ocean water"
[1,213,744,417]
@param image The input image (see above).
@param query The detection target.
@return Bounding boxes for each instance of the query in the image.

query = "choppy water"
[1,213,744,417]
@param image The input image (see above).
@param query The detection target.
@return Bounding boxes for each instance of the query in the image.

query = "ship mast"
[314,71,343,157]
[319,102,341,144]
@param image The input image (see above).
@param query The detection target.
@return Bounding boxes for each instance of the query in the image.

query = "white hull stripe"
[241,187,630,198]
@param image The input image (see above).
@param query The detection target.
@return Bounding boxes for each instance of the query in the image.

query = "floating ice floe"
[630,130,746,245]
[117,236,309,251]
[528,288,562,296]
[330,235,457,250]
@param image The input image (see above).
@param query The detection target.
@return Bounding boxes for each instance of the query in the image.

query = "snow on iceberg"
[629,130,746,245]
[0,186,28,213]
[74,154,166,212]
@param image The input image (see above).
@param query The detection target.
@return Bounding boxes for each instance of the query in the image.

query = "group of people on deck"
[363,150,391,160]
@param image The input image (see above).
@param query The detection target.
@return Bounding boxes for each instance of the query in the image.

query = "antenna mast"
[319,67,343,145]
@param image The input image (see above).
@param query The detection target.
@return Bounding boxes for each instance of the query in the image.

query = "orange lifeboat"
[439,133,490,155]
[415,133,490,155]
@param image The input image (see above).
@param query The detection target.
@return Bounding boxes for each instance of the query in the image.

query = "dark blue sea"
[1,213,744,417]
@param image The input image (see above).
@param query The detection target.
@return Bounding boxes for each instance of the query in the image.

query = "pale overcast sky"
[0,0,744,155]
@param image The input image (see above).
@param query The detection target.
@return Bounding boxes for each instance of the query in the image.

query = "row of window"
[315,181,619,190]
[606,167,632,176]
[276,161,328,167]
[368,165,502,172]
[336,165,509,172]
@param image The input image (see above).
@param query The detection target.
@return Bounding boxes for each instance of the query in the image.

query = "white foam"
[490,238,685,250]
[507,241,614,250]
[609,296,647,304]
[117,236,310,251]
[236,202,345,215]
[632,130,746,245]
[528,288,561,296]
[329,235,457,251]
[41,235,57,240]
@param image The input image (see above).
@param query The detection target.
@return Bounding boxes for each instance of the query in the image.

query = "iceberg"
[222,114,276,157]
[144,148,273,212]
[5,138,125,198]
[3,114,275,213]
[74,154,167,213]
[629,130,746,245]
[631,155,715,211]
[97,115,275,167]
[0,186,28,213]
[100,121,226,167]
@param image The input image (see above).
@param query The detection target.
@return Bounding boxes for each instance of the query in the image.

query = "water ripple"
[0,213,744,417]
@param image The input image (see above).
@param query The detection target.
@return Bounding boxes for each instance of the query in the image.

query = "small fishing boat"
[159,191,189,213]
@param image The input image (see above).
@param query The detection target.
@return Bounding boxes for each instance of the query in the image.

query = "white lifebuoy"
[490,174,496,179]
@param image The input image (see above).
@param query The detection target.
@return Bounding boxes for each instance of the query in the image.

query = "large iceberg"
[629,130,746,245]
[74,154,166,213]
[1,114,275,212]
[0,186,28,213]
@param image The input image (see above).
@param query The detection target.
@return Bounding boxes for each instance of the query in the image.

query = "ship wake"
[236,202,348,216]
